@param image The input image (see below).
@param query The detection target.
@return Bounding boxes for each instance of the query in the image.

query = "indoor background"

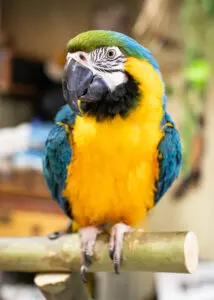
[0,0,213,299]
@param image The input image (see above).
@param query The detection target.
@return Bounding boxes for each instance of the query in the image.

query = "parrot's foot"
[109,223,134,275]
[48,231,66,240]
[79,226,102,283]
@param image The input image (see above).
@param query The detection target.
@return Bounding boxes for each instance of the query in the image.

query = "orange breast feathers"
[62,57,165,228]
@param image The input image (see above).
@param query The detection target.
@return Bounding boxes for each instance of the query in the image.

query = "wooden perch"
[0,231,198,274]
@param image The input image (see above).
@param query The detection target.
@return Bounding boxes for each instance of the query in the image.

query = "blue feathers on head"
[55,105,76,124]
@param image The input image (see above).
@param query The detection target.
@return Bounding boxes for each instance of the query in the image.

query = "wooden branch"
[133,0,183,38]
[0,231,198,273]
[34,273,91,300]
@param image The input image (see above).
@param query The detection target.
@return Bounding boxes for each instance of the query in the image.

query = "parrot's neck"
[79,57,165,122]
[80,75,139,122]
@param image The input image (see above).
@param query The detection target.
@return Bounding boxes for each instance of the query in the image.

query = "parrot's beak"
[62,59,109,115]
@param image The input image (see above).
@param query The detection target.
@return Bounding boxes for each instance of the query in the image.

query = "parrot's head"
[63,30,164,120]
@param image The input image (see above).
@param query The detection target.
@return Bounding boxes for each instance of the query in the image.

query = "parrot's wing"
[43,122,73,218]
[154,113,182,203]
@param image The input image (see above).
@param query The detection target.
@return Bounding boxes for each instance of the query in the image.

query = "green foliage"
[180,57,210,175]
[165,84,174,98]
[180,105,196,174]
[184,59,211,89]
[202,0,214,15]
[178,1,213,176]
[182,0,214,68]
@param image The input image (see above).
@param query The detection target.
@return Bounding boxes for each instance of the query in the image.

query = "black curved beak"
[62,59,93,115]
[62,58,109,115]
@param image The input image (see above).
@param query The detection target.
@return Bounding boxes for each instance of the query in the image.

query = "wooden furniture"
[0,170,68,237]
[0,48,43,96]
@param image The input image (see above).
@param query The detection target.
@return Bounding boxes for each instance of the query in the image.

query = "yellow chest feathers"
[62,57,165,227]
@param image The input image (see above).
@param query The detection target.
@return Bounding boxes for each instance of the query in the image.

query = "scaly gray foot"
[79,226,102,283]
[109,223,134,274]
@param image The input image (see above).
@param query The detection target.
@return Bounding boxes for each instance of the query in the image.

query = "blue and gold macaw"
[43,30,182,280]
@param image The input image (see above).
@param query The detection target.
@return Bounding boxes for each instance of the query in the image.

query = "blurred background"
[0,0,214,299]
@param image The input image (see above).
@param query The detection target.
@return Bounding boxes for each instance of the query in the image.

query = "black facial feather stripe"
[93,66,125,73]
[90,47,126,67]
[80,74,140,121]
[91,51,96,61]
[98,47,104,60]
[116,59,126,63]
[115,55,126,61]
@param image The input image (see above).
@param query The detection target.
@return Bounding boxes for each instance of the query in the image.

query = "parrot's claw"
[79,226,102,283]
[114,262,120,275]
[84,251,93,266]
[109,248,114,260]
[109,223,134,274]
[48,231,65,240]
[80,265,88,283]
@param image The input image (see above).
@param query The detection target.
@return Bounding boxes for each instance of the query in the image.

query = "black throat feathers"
[80,74,140,121]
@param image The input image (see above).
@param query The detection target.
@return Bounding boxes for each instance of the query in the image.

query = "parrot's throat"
[80,75,140,121]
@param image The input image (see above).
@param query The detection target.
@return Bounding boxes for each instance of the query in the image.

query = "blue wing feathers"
[43,125,72,216]
[155,112,182,203]
[42,105,75,217]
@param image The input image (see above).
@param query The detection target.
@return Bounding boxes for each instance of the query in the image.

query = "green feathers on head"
[67,30,123,53]
[67,30,159,70]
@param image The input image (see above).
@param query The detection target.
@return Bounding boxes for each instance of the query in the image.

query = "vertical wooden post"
[34,273,92,300]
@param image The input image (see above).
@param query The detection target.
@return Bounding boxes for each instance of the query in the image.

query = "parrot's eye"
[107,49,116,60]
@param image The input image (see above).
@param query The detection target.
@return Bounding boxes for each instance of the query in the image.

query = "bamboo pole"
[0,231,198,273]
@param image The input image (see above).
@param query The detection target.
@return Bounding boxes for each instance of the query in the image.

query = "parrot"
[43,30,182,281]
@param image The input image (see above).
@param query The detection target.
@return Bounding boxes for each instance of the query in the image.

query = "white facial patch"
[66,46,128,92]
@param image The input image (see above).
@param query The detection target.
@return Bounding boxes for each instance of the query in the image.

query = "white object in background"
[13,152,43,171]
[1,284,44,300]
[155,260,214,300]
[0,123,30,157]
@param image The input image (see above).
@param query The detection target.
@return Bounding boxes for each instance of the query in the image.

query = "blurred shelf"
[0,82,37,96]
[0,169,50,198]
[0,170,68,237]
[0,182,50,199]
[0,48,45,97]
